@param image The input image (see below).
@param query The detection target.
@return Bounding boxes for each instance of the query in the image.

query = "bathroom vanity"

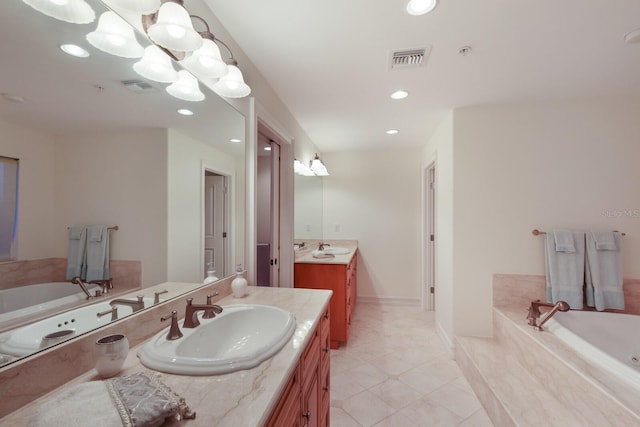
[0,283,332,427]
[294,240,358,348]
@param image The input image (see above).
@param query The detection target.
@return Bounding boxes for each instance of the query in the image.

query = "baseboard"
[357,296,421,306]
[436,320,456,359]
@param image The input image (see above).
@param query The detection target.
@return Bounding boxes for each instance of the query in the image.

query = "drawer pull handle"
[324,312,329,320]
[303,411,312,419]
[323,347,330,353]
[323,386,329,391]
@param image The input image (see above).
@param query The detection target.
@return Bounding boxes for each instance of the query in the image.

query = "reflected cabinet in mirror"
[294,174,323,240]
[0,0,246,366]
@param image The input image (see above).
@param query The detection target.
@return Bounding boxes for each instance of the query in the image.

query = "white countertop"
[294,239,358,265]
[0,286,332,427]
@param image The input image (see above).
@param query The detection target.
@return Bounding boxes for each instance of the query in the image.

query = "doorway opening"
[203,169,229,280]
[423,162,436,311]
[256,128,281,287]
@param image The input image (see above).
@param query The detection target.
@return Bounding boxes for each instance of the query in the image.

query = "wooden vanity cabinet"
[295,252,357,349]
[267,307,331,427]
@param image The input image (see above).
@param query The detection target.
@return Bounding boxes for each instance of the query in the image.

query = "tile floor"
[329,302,494,427]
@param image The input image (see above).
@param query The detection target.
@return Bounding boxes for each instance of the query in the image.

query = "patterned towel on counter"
[29,371,195,427]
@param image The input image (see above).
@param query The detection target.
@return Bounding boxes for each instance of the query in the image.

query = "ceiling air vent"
[390,47,430,70]
[120,79,158,93]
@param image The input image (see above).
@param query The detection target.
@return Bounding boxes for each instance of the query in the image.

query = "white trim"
[436,320,456,359]
[256,101,294,145]
[357,296,421,306]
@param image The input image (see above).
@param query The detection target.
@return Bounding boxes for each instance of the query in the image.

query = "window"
[0,156,18,261]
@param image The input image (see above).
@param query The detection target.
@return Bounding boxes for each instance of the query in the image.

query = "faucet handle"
[154,290,168,304]
[161,311,183,340]
[206,292,219,305]
[203,292,221,319]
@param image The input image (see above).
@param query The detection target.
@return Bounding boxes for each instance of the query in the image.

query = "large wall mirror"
[294,174,323,241]
[0,0,246,365]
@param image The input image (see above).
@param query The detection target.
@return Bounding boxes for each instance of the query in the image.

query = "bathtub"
[546,310,640,389]
[0,282,100,324]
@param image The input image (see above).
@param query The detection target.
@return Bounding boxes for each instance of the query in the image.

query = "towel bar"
[532,228,625,236]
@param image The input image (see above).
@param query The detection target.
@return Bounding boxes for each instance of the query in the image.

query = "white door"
[204,173,226,278]
[270,142,281,287]
[424,164,436,310]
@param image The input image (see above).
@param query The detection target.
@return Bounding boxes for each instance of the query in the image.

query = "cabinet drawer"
[301,329,320,392]
[266,365,301,427]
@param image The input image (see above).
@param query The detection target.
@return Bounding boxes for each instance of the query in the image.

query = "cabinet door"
[302,370,319,427]
[266,366,301,427]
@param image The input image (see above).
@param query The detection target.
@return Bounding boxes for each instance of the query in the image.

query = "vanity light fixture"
[386,129,399,135]
[406,0,438,16]
[179,38,228,79]
[166,70,205,102]
[212,64,251,98]
[390,90,409,100]
[86,11,145,58]
[146,1,202,52]
[60,43,90,58]
[21,0,96,24]
[176,108,194,116]
[101,0,161,15]
[133,45,178,83]
[309,154,329,176]
[294,159,315,176]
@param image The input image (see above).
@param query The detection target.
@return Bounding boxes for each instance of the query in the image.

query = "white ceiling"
[203,0,640,152]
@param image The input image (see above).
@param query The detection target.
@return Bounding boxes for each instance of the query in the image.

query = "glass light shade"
[310,157,329,176]
[166,70,205,102]
[147,2,202,52]
[87,11,145,58]
[22,0,95,24]
[212,65,251,98]
[294,160,315,176]
[406,0,437,15]
[133,45,177,83]
[101,0,160,14]
[179,39,228,78]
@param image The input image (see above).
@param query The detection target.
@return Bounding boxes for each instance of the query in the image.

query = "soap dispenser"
[203,262,219,285]
[231,264,248,298]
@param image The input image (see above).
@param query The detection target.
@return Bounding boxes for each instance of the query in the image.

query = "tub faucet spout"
[70,276,93,300]
[527,299,570,331]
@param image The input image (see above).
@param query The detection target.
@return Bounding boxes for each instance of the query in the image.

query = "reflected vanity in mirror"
[0,0,246,366]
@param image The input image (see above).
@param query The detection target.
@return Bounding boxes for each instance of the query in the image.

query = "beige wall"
[0,119,55,260]
[167,128,241,283]
[53,129,168,287]
[322,148,422,302]
[445,98,640,338]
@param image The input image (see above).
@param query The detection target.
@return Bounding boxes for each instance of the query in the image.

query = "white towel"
[591,231,618,251]
[86,225,110,282]
[545,231,585,309]
[553,230,576,252]
[66,226,86,280]
[585,232,624,311]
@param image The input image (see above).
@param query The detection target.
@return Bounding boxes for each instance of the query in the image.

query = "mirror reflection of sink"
[0,297,154,357]
[137,304,296,376]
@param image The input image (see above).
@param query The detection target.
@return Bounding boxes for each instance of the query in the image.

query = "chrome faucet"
[183,297,223,328]
[527,299,570,331]
[70,276,93,300]
[89,279,112,294]
[110,295,145,312]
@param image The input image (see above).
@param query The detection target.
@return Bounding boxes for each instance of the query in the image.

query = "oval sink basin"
[137,304,296,376]
[323,247,350,255]
[0,297,154,356]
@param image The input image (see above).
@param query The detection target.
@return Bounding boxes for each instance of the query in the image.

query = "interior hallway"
[330,302,494,426]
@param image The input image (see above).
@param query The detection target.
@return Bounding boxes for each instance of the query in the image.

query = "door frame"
[201,164,232,280]
[422,161,437,311]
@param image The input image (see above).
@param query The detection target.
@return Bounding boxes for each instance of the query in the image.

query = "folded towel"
[585,232,624,311]
[553,230,576,252]
[66,226,87,280]
[590,231,618,251]
[86,225,110,282]
[545,231,585,309]
[29,371,195,427]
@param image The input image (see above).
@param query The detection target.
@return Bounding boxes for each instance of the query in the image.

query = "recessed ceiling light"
[177,108,194,116]
[386,129,399,135]
[406,0,437,16]
[625,28,640,44]
[390,90,409,100]
[264,146,272,151]
[59,44,90,58]
[229,138,241,143]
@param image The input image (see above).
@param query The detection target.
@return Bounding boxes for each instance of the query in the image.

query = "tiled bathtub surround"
[0,258,141,292]
[456,274,640,426]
